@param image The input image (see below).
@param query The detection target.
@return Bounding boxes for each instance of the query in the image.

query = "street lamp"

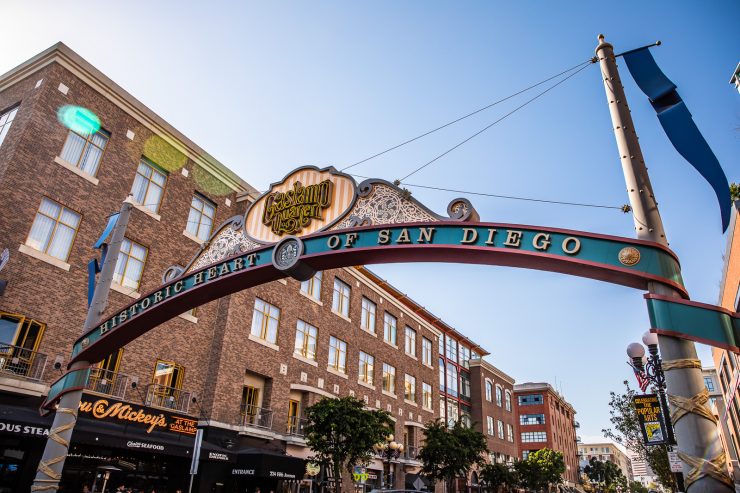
[626,331,685,491]
[375,434,404,490]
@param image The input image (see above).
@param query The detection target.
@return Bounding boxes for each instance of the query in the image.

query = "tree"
[479,462,517,492]
[628,480,649,493]
[584,457,627,492]
[731,182,740,201]
[516,448,566,491]
[602,381,676,490]
[304,396,394,493]
[418,420,488,493]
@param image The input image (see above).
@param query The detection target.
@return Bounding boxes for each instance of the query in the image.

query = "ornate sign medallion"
[618,246,641,266]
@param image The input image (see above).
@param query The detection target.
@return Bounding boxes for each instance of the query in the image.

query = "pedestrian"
[82,485,90,493]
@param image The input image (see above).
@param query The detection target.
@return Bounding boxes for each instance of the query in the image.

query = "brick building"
[0,43,519,492]
[577,442,632,481]
[513,382,579,487]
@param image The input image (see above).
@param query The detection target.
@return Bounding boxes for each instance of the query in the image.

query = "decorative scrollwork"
[331,182,437,229]
[187,227,261,273]
[162,265,185,283]
[447,198,479,222]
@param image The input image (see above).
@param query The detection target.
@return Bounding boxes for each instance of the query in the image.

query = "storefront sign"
[232,469,256,476]
[262,179,333,236]
[668,449,683,472]
[126,440,164,451]
[353,466,368,483]
[0,421,49,437]
[208,451,230,461]
[633,394,667,445]
[78,395,197,435]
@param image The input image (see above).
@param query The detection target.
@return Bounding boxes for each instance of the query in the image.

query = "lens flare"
[142,135,187,172]
[193,164,232,197]
[57,105,101,134]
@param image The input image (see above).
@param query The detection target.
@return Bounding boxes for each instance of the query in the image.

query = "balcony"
[145,383,193,414]
[239,405,273,430]
[0,343,47,381]
[86,368,129,399]
[287,416,307,437]
[574,420,580,428]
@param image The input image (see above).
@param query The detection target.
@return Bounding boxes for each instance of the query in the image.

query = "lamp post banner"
[633,393,668,445]
[645,294,740,353]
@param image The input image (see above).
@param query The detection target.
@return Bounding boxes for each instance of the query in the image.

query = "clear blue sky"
[3,1,738,443]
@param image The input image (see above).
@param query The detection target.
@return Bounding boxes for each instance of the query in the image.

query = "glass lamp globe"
[642,331,659,347]
[626,342,645,359]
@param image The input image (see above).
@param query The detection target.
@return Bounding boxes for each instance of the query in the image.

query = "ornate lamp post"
[627,331,685,491]
[375,434,404,490]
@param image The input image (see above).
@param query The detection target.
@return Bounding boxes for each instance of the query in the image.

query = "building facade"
[513,382,579,486]
[0,43,518,493]
[577,442,632,481]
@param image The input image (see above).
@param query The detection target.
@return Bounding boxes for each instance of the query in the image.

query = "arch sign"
[41,165,732,411]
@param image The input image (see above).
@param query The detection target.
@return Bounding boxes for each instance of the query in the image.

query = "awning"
[233,447,306,479]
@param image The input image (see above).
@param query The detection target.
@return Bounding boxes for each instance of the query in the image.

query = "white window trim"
[179,312,198,324]
[326,366,348,379]
[299,290,324,306]
[110,281,141,299]
[132,202,161,221]
[182,229,204,245]
[358,379,376,390]
[382,389,397,399]
[293,352,318,367]
[248,333,279,351]
[331,309,352,323]
[404,399,418,407]
[54,156,99,185]
[18,244,71,271]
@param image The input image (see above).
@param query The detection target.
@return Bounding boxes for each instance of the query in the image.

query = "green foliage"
[602,381,676,490]
[515,448,565,491]
[584,457,627,491]
[731,182,740,202]
[479,462,517,491]
[628,480,649,493]
[418,420,488,492]
[304,396,394,493]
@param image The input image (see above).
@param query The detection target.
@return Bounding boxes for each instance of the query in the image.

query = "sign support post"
[32,198,134,492]
[596,35,732,492]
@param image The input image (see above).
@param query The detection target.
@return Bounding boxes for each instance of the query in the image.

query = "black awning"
[234,448,305,479]
[200,440,236,463]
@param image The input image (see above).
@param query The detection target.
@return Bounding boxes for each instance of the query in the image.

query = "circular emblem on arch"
[81,337,90,348]
[618,246,641,266]
[272,236,316,281]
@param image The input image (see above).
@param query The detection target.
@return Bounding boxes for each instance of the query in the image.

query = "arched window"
[495,385,503,407]
[485,379,493,401]
[505,390,512,411]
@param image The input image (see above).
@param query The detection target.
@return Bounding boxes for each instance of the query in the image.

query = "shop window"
[186,193,216,241]
[300,271,322,301]
[26,197,81,262]
[59,126,109,176]
[131,158,167,213]
[113,237,148,290]
[251,298,280,344]
[331,278,350,317]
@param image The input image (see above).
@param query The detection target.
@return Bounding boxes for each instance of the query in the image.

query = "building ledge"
[53,156,99,185]
[326,366,348,379]
[299,290,323,306]
[131,202,161,221]
[110,281,140,299]
[293,353,318,367]
[248,333,279,352]
[0,376,49,397]
[182,229,204,246]
[19,244,70,271]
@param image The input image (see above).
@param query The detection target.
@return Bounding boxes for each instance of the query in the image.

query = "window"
[505,390,512,411]
[446,365,458,397]
[26,198,81,261]
[459,371,471,400]
[520,414,546,425]
[89,349,123,394]
[60,126,109,176]
[113,238,148,290]
[382,313,398,345]
[287,399,301,434]
[240,386,260,422]
[422,337,433,366]
[485,381,493,401]
[360,297,376,333]
[96,349,123,374]
[497,420,504,439]
[405,327,417,357]
[250,298,280,344]
[459,345,471,368]
[300,271,322,301]
[328,335,347,373]
[445,336,458,362]
[521,431,547,443]
[404,374,416,402]
[446,400,459,426]
[487,416,494,435]
[152,360,184,390]
[439,336,444,355]
[0,105,19,148]
[704,376,715,392]
[294,320,318,360]
[186,194,216,241]
[359,351,374,384]
[422,382,433,409]
[518,394,543,406]
[383,363,396,393]
[496,385,503,407]
[332,278,350,317]
[131,159,167,213]
[0,312,45,362]
[522,451,530,460]
[439,358,445,391]
[507,424,514,442]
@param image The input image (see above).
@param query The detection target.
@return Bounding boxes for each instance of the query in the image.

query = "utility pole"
[32,197,134,492]
[595,35,732,492]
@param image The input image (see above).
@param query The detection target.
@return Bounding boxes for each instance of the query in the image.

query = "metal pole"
[595,34,731,492]
[32,198,134,492]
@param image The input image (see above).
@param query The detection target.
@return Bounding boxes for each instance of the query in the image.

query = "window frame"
[328,335,347,373]
[59,126,110,177]
[26,197,82,262]
[151,359,185,390]
[300,271,323,301]
[404,374,417,402]
[0,104,20,148]
[359,351,374,385]
[294,319,318,360]
[131,158,168,214]
[186,193,217,241]
[113,237,149,291]
[360,297,376,333]
[382,363,396,394]
[250,298,281,344]
[0,311,45,353]
[383,312,397,345]
[331,278,351,317]
[422,337,433,366]
[404,326,417,357]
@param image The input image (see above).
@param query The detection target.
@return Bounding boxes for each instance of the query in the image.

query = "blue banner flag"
[622,47,731,231]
